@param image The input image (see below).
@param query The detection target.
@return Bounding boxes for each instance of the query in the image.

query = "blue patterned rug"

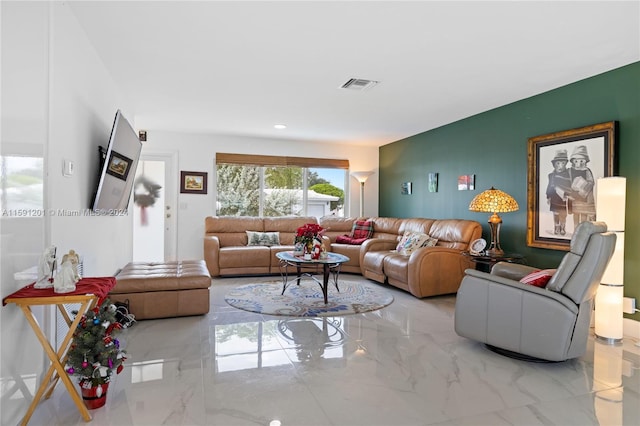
[225,280,394,317]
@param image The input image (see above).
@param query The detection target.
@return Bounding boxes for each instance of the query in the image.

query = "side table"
[2,277,116,425]
[462,252,526,273]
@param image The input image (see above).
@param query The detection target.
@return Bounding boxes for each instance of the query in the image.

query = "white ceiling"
[68,1,640,147]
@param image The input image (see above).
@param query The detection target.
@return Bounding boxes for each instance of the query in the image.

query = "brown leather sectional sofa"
[204,215,482,298]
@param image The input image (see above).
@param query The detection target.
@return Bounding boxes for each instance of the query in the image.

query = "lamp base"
[487,214,504,256]
[485,248,504,257]
[595,335,623,345]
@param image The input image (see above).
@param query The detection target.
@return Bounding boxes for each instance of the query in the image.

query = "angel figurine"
[54,250,81,294]
[35,245,57,289]
[61,250,82,281]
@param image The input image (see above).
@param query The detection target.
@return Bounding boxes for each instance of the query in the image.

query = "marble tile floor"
[26,274,640,425]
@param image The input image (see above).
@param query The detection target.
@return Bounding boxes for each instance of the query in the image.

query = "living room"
[2,1,639,425]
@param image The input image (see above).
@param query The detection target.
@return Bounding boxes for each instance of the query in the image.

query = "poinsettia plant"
[66,298,126,386]
[295,223,324,247]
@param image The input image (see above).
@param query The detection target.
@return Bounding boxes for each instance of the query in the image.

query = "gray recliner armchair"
[454,221,615,362]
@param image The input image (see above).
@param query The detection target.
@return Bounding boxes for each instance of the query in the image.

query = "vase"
[79,379,110,409]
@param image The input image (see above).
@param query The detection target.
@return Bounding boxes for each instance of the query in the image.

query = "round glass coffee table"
[275,251,350,304]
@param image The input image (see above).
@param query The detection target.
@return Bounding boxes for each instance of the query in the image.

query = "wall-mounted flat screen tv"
[90,110,142,212]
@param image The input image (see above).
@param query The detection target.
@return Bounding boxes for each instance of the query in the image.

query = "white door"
[132,153,177,261]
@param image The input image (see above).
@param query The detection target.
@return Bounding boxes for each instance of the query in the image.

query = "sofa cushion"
[336,235,368,245]
[520,269,556,288]
[350,220,374,239]
[246,231,280,246]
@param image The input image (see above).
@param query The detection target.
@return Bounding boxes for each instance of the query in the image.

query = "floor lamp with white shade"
[594,176,626,344]
[350,171,373,217]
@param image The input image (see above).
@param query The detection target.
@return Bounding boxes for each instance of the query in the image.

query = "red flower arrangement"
[295,223,324,246]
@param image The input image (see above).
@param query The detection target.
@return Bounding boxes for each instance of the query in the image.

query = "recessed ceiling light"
[274,124,287,130]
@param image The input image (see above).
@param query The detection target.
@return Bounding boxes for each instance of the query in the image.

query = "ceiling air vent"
[340,78,379,91]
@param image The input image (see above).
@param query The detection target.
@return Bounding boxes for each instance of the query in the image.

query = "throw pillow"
[421,236,438,248]
[336,235,368,245]
[396,231,430,255]
[246,231,280,246]
[519,269,556,288]
[350,220,374,239]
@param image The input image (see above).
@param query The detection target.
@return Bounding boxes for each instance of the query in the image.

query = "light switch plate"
[63,159,74,177]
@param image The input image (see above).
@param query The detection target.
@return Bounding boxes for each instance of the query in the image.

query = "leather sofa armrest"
[359,238,398,264]
[361,238,398,252]
[490,262,540,281]
[204,235,220,276]
[403,246,472,296]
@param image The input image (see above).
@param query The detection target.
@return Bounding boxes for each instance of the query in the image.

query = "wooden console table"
[2,277,116,425]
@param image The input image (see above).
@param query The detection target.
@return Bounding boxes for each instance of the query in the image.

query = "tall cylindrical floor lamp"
[595,176,626,344]
[351,171,373,217]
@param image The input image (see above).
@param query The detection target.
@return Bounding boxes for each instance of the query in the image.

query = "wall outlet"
[623,297,636,314]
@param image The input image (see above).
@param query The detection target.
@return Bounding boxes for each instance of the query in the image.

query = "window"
[0,155,44,212]
[216,154,348,218]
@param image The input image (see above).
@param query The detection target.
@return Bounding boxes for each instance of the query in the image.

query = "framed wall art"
[105,151,133,181]
[457,174,475,191]
[526,121,615,250]
[428,172,438,193]
[180,171,208,194]
[401,182,412,195]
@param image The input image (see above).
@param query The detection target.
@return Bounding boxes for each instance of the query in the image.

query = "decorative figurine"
[61,249,82,281]
[35,245,57,289]
[54,249,81,293]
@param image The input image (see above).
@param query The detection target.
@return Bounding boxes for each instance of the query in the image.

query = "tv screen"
[90,110,142,213]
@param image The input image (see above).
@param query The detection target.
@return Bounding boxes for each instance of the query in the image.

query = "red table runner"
[3,277,116,305]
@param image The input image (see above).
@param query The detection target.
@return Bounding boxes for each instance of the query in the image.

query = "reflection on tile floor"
[24,275,640,425]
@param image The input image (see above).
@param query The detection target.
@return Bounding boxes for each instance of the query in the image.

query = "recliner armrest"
[462,269,578,313]
[490,262,540,281]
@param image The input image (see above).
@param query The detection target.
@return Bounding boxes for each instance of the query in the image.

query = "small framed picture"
[105,151,133,181]
[428,172,438,192]
[180,171,208,194]
[401,182,412,195]
[458,174,475,191]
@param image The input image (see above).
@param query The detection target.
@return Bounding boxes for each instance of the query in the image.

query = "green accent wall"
[380,61,640,317]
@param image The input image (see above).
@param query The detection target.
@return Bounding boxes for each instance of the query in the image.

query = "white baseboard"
[624,317,640,340]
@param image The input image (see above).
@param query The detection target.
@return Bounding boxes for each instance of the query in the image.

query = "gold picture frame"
[526,121,615,250]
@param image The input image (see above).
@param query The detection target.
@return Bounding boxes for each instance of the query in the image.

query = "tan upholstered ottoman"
[110,260,211,320]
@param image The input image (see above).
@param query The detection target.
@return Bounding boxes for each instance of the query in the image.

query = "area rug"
[225,280,394,317]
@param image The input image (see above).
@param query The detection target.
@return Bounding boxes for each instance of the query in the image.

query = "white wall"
[1,3,133,424]
[143,131,379,260]
[47,2,134,277]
